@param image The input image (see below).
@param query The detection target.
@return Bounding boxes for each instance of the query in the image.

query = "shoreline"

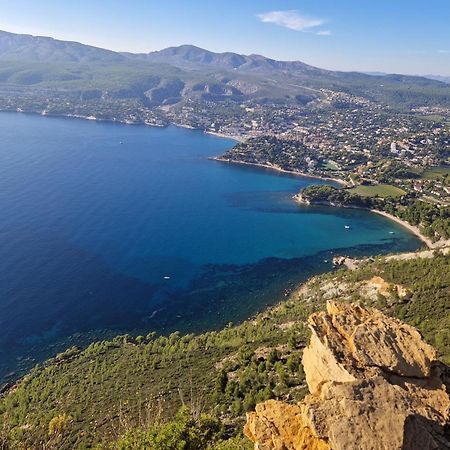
[2,108,169,128]
[2,109,247,143]
[369,209,450,249]
[210,157,348,186]
[369,209,432,246]
[3,109,434,248]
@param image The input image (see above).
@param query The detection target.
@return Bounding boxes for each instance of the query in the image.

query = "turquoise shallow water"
[0,112,421,379]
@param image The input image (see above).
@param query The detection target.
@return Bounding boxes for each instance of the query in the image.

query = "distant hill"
[0,29,449,110]
[366,70,450,85]
[0,30,126,64]
[423,74,450,84]
[139,44,325,75]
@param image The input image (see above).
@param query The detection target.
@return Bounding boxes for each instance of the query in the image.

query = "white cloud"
[437,49,449,54]
[257,10,326,32]
[317,30,331,36]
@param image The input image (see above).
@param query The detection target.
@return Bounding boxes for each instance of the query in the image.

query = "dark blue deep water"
[0,112,421,379]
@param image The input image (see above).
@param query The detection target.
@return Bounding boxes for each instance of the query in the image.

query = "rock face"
[244,301,450,450]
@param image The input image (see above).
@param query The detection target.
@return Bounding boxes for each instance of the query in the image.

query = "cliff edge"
[244,301,450,450]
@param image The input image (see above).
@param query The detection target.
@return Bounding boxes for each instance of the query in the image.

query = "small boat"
[344,225,350,229]
[163,276,171,280]
[389,231,395,234]
[119,141,124,144]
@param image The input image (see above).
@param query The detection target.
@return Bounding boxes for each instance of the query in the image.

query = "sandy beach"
[204,131,246,143]
[370,209,450,249]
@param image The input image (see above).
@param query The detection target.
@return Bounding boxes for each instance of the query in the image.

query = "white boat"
[344,225,350,229]
[163,276,170,280]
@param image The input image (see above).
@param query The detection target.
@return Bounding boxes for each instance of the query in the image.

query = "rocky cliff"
[244,301,450,450]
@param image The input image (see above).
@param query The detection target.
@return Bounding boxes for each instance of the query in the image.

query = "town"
[0,83,449,205]
[191,89,450,205]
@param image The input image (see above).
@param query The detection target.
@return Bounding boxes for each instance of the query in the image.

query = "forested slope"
[0,253,448,449]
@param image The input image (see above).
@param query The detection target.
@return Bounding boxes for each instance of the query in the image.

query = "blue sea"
[0,112,421,380]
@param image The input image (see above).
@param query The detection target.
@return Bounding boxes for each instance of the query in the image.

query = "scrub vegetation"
[0,253,448,449]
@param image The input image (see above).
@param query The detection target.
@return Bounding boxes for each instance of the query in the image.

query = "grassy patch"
[349,184,406,198]
[323,160,340,170]
[421,166,450,180]
[417,114,446,123]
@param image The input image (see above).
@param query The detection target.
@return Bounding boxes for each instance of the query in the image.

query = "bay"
[0,112,421,380]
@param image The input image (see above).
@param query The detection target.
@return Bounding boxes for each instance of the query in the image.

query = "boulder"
[245,301,450,450]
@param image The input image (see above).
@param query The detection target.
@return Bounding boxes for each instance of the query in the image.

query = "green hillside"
[0,253,448,449]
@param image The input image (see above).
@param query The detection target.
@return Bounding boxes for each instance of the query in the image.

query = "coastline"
[2,109,247,142]
[210,157,348,186]
[369,209,450,249]
[3,110,434,249]
[4,108,442,249]
[2,108,168,128]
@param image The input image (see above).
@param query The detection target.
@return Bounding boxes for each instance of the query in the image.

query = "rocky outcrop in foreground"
[244,301,450,450]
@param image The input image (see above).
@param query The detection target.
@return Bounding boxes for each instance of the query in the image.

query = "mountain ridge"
[0,29,449,115]
[0,30,126,64]
[0,29,447,85]
[140,44,325,75]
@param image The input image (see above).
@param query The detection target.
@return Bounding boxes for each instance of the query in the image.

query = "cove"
[0,112,421,380]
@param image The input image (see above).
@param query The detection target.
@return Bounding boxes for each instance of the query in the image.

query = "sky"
[0,0,449,75]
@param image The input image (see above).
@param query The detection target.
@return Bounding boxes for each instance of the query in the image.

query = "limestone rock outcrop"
[244,301,450,450]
